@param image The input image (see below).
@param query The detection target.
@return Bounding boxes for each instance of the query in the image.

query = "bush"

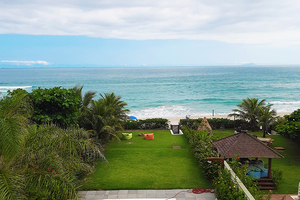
[124,118,169,130]
[181,126,219,179]
[29,87,81,127]
[180,118,249,130]
[213,158,266,200]
[276,109,300,141]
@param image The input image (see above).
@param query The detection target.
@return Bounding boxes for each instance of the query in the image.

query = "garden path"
[78,189,216,200]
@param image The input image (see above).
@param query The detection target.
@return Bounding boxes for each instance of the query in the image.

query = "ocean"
[1,65,300,118]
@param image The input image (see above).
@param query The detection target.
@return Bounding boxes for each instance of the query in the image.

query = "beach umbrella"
[129,116,137,120]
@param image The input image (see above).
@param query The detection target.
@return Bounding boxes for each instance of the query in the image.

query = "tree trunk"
[263,127,266,138]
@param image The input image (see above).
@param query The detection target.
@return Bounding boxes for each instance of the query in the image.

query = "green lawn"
[213,129,300,194]
[82,130,212,190]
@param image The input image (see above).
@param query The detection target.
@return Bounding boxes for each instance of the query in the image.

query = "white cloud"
[0,0,300,45]
[1,60,50,65]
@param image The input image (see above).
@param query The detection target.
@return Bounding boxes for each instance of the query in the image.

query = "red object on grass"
[144,133,154,140]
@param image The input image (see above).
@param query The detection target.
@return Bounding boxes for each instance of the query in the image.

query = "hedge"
[123,118,169,130]
[180,118,251,130]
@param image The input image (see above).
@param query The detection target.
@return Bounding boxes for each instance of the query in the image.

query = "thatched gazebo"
[212,131,283,179]
[198,117,212,133]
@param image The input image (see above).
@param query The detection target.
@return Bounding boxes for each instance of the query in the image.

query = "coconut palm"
[258,105,277,138]
[21,124,104,199]
[89,93,129,143]
[0,93,30,199]
[100,92,129,119]
[73,85,96,130]
[228,98,266,132]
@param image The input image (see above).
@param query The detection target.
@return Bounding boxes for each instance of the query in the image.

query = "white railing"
[224,161,255,200]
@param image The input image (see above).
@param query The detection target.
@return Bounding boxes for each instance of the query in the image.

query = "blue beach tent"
[129,116,137,120]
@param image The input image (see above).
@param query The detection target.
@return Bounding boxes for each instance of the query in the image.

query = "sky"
[1,0,300,66]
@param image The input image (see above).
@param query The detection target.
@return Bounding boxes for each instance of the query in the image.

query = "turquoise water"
[1,66,300,118]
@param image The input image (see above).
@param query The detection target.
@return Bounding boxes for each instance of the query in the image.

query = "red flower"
[48,168,50,171]
[54,172,57,175]
[72,166,74,168]
[232,167,234,169]
[58,190,60,193]
[23,193,26,195]
[75,153,76,156]
[52,169,54,172]
[35,166,38,169]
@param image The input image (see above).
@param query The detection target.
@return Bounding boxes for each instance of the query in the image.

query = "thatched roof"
[213,132,283,159]
[198,117,212,132]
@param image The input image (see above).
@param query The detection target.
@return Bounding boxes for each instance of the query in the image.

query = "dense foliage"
[228,98,277,136]
[0,86,129,199]
[29,87,81,127]
[276,109,300,141]
[180,118,248,130]
[213,158,266,200]
[124,118,169,130]
[181,126,219,180]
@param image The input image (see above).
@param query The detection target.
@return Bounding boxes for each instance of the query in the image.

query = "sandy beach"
[142,112,291,125]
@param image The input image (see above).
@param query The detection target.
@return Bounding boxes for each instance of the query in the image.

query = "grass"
[82,130,212,190]
[213,129,300,194]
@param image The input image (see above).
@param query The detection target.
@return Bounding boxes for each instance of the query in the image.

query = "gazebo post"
[268,158,272,178]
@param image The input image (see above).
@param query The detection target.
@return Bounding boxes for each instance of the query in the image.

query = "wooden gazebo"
[212,131,283,179]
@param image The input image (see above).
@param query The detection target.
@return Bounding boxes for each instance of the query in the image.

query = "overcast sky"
[1,0,300,66]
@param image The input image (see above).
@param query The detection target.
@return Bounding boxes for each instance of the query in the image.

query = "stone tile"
[138,190,147,194]
[127,194,137,198]
[196,196,207,200]
[137,193,147,198]
[128,190,138,194]
[117,194,127,198]
[118,190,128,195]
[146,193,156,198]
[185,192,197,198]
[176,198,186,200]
[185,198,196,200]
[85,195,96,200]
[174,192,186,198]
[204,193,216,199]
[93,198,104,200]
[78,191,88,195]
[96,191,106,195]
[108,190,118,195]
[146,190,157,194]
[107,194,118,199]
[86,191,97,195]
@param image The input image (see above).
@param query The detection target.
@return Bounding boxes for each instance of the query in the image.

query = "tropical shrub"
[228,98,267,132]
[213,158,266,200]
[180,118,247,130]
[0,93,105,199]
[85,93,129,144]
[181,126,219,179]
[29,87,81,127]
[124,118,169,130]
[276,109,300,141]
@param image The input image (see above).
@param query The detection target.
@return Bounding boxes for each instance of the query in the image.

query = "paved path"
[78,189,216,200]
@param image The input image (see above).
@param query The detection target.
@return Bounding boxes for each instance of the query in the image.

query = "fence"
[224,161,255,200]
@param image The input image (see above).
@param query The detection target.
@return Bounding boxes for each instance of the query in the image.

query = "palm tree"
[21,124,104,199]
[73,85,96,130]
[100,92,129,120]
[258,105,277,138]
[89,93,129,143]
[228,98,266,132]
[0,93,30,199]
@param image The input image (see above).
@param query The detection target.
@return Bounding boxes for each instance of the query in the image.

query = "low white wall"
[224,161,255,200]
